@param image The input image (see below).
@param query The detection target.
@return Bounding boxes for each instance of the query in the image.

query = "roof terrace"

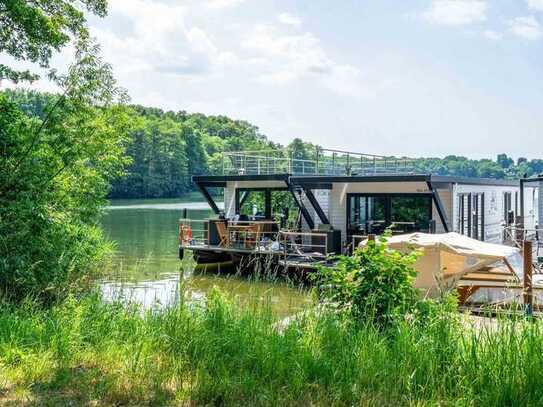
[222,148,416,176]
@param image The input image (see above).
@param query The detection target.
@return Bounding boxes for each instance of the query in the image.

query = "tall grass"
[1,291,543,406]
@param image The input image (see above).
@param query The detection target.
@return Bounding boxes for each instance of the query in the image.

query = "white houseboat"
[179,149,540,271]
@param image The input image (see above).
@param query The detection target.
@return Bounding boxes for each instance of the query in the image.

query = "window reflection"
[348,194,432,236]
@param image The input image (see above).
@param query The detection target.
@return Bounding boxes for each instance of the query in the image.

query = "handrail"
[178,218,332,258]
[278,230,328,257]
[178,218,209,245]
[222,148,415,176]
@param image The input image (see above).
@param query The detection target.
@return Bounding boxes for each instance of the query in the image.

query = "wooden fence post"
[524,240,533,317]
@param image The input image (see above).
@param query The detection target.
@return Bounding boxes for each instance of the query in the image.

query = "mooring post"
[524,239,533,317]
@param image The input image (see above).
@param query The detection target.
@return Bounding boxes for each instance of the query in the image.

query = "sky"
[2,0,543,159]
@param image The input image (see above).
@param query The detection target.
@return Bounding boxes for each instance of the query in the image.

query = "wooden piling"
[524,240,533,317]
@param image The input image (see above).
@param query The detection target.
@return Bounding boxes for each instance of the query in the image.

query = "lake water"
[100,197,311,317]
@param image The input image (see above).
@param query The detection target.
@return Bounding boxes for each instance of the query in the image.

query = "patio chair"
[215,221,230,247]
[245,223,264,249]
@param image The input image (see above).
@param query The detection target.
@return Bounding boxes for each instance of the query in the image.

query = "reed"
[1,292,543,406]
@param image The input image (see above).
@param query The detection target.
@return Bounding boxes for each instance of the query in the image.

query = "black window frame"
[346,193,434,237]
[457,192,485,241]
[235,187,289,219]
[503,191,513,224]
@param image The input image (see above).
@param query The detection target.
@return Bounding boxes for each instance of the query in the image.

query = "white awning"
[360,233,521,296]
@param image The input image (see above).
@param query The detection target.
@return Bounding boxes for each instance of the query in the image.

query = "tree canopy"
[0,0,107,82]
[5,89,543,200]
[0,39,132,303]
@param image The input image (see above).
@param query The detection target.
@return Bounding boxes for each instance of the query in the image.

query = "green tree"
[0,0,107,82]
[108,107,277,198]
[0,45,131,303]
[497,153,514,169]
[476,159,505,178]
[287,138,318,174]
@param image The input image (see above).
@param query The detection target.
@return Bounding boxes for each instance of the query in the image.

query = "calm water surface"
[100,197,311,317]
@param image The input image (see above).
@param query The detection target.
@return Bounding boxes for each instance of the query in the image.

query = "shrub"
[312,235,421,325]
[0,48,131,304]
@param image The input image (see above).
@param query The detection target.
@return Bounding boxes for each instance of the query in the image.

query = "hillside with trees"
[4,89,543,200]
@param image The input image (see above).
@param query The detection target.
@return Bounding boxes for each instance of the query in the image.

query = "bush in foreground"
[1,292,543,406]
[313,234,421,327]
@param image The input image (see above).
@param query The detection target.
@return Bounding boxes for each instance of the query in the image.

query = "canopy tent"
[361,232,521,297]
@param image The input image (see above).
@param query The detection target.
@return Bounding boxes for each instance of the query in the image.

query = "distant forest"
[5,89,543,199]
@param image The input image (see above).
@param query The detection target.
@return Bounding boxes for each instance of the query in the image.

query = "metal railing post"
[524,240,533,317]
[289,151,293,174]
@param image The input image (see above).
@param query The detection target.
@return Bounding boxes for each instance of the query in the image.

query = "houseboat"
[178,148,540,271]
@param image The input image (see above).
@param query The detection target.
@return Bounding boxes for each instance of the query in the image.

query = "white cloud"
[527,0,543,11]
[207,0,245,9]
[242,25,332,82]
[185,27,237,66]
[483,29,502,40]
[278,13,302,27]
[422,0,487,26]
[509,16,542,40]
[241,24,370,97]
[89,0,238,78]
[7,0,543,158]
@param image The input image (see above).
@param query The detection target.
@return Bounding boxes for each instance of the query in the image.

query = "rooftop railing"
[222,148,415,176]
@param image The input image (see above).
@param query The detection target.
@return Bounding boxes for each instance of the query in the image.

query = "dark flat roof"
[193,174,289,184]
[291,174,431,183]
[430,175,518,187]
[292,174,519,187]
[193,173,519,187]
[521,176,543,184]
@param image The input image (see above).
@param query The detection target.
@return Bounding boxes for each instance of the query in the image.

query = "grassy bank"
[1,292,543,406]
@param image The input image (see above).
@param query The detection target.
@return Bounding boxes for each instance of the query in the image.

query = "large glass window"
[390,196,432,233]
[347,194,432,236]
[348,196,387,235]
[237,190,266,218]
[235,188,297,224]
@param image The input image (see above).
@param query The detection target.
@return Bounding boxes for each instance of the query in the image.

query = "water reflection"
[101,273,181,310]
[100,199,311,317]
[100,265,312,316]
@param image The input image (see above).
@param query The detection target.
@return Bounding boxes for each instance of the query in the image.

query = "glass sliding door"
[347,194,432,237]
[348,195,387,235]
